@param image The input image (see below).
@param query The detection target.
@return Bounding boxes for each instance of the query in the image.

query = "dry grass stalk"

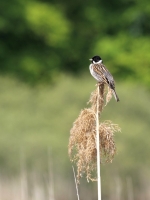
[99,121,121,163]
[68,84,120,182]
[72,166,80,200]
[69,108,97,181]
[88,83,105,113]
[96,85,101,200]
[106,86,113,106]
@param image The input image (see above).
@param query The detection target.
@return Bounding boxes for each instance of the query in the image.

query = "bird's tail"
[112,89,120,102]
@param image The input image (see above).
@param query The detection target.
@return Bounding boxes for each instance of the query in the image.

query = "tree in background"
[0,0,150,86]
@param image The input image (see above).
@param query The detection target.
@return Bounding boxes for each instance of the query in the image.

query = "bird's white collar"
[93,60,102,64]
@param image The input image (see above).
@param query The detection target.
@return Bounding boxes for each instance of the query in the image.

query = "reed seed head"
[68,108,96,181]
[68,85,120,182]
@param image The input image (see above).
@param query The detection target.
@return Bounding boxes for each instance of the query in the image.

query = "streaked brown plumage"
[89,55,119,102]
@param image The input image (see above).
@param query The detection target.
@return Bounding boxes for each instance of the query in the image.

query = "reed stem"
[96,85,101,200]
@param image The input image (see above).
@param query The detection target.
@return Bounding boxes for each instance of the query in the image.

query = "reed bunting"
[89,55,119,102]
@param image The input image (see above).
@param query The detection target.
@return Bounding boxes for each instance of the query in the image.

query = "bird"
[89,55,119,102]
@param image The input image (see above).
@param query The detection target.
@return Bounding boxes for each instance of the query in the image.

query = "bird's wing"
[93,63,115,89]
[92,63,110,84]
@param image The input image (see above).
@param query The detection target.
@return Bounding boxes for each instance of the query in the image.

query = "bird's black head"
[89,55,102,64]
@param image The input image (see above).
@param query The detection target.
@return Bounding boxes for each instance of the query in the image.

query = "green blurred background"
[0,0,150,199]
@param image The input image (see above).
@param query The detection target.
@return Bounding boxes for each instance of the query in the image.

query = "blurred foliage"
[0,74,150,196]
[0,0,150,85]
[0,1,150,197]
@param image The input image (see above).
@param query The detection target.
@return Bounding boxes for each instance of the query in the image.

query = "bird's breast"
[89,64,102,82]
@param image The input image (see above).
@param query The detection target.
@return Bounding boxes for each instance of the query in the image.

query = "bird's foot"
[96,82,104,87]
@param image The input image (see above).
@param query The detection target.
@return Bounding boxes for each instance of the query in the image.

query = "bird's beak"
[89,58,92,61]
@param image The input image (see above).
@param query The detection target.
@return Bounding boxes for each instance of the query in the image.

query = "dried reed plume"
[68,84,120,182]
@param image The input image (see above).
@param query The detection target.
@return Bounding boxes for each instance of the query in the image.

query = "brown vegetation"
[69,84,121,182]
